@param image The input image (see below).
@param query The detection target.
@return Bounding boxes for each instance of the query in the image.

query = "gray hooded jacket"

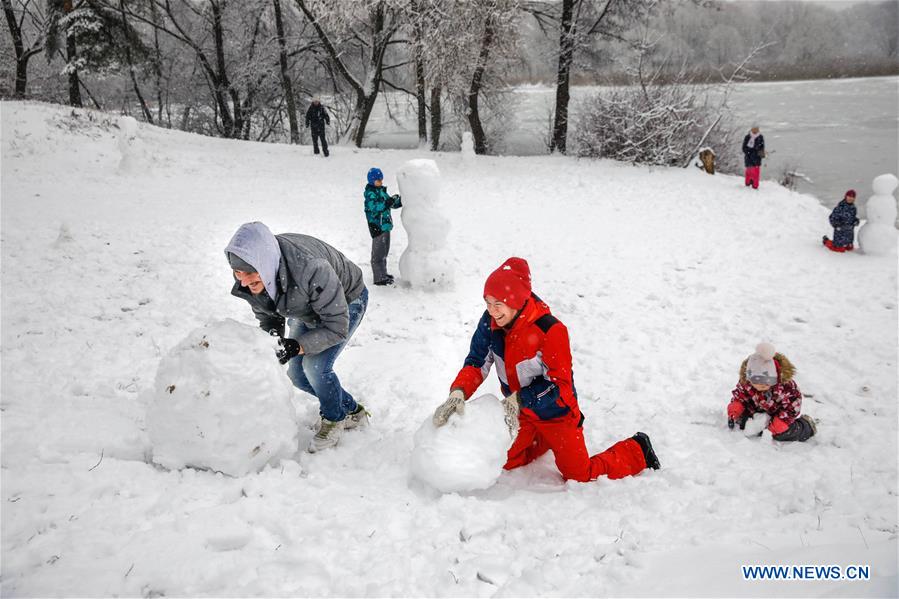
[225,223,365,355]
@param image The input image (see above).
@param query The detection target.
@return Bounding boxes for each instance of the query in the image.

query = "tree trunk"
[120,0,153,123]
[209,0,236,137]
[429,84,441,151]
[413,19,427,146]
[296,0,393,148]
[3,0,30,98]
[415,54,427,146]
[468,15,495,155]
[550,0,576,154]
[273,0,299,143]
[150,0,165,125]
[352,89,380,148]
[66,34,82,107]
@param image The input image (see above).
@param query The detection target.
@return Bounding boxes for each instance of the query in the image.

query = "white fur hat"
[746,342,778,386]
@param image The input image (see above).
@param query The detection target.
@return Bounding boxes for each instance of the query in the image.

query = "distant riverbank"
[364,76,898,220]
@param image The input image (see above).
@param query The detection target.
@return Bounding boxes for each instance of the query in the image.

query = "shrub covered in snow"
[410,394,513,493]
[573,83,738,171]
[146,319,298,476]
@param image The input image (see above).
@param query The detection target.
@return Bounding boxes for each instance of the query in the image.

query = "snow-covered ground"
[1,101,897,597]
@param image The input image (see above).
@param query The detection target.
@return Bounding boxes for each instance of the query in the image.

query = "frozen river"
[364,76,898,217]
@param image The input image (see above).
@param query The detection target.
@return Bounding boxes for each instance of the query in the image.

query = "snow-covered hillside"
[1,101,896,597]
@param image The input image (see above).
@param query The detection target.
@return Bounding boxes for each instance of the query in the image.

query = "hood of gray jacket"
[224,222,282,301]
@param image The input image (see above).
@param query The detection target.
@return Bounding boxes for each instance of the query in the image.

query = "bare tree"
[272,0,298,143]
[45,0,81,106]
[3,0,45,98]
[294,0,402,147]
[525,0,656,155]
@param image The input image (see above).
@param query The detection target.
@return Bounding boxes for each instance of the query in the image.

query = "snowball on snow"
[743,413,771,438]
[147,319,298,476]
[410,394,513,493]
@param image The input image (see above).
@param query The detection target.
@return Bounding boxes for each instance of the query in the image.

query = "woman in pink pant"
[741,126,765,189]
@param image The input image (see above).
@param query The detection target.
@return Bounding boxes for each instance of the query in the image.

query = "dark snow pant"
[744,166,760,189]
[772,415,816,442]
[832,226,855,249]
[504,414,647,482]
[311,127,329,156]
[371,231,390,282]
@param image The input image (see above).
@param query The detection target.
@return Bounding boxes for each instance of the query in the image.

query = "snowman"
[396,159,455,289]
[117,115,143,173]
[858,174,898,256]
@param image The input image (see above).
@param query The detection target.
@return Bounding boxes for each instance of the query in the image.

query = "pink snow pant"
[744,166,760,189]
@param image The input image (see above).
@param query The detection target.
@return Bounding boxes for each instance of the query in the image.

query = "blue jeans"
[286,288,368,422]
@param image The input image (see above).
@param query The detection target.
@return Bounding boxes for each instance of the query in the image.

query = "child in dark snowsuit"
[363,167,402,286]
[727,343,816,442]
[823,189,860,252]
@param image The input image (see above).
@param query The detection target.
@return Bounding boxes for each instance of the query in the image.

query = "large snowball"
[411,394,513,493]
[147,319,298,476]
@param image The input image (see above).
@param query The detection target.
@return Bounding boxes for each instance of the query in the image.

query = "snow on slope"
[1,101,896,597]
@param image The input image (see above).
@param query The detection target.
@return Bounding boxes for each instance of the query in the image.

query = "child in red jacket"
[727,343,816,442]
[432,257,660,482]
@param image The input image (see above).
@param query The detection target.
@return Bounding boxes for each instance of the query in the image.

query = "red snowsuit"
[451,296,646,482]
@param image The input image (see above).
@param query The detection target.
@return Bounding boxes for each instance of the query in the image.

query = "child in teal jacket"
[364,167,402,285]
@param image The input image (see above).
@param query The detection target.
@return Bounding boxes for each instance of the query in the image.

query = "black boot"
[632,432,660,470]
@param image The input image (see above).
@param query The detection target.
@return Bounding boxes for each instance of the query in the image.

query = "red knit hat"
[845,189,856,198]
[483,257,531,310]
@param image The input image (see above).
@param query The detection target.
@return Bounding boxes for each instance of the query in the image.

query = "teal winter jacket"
[364,183,402,238]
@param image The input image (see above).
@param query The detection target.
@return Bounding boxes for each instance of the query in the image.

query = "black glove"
[854,218,860,226]
[391,194,402,208]
[275,337,301,364]
[727,418,735,430]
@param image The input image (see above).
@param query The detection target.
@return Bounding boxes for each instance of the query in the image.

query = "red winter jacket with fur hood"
[731,353,802,425]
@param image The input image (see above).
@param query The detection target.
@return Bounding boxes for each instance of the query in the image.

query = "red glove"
[727,401,745,420]
[768,417,790,435]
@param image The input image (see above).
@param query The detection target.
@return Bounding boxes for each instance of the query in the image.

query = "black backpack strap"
[534,314,559,333]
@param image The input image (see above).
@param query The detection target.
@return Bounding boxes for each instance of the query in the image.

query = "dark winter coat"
[451,295,582,423]
[305,104,330,131]
[829,200,859,248]
[363,184,402,238]
[229,233,364,355]
[731,353,802,426]
[742,133,766,167]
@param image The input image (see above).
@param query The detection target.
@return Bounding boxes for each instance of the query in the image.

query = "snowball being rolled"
[411,394,513,493]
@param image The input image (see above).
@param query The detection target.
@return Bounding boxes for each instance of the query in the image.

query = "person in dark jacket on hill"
[432,257,660,483]
[225,222,369,452]
[727,342,816,442]
[742,126,766,189]
[305,97,330,157]
[363,167,402,286]
[823,189,860,252]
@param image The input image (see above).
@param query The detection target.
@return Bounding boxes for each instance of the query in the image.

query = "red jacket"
[451,295,581,422]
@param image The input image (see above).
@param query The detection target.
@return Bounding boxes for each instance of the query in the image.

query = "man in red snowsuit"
[432,257,660,482]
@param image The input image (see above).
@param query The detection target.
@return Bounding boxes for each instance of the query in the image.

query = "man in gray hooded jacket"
[225,222,369,452]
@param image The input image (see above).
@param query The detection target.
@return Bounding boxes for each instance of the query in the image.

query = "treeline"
[1,0,896,154]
